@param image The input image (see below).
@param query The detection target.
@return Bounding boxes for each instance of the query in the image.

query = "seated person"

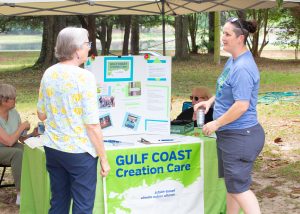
[0,84,38,205]
[175,86,213,127]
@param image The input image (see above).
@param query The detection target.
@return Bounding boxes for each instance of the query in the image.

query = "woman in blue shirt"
[194,18,265,214]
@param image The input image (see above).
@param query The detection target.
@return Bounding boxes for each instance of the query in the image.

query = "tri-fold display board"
[85,56,171,136]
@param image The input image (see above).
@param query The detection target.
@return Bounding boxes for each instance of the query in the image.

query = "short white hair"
[0,83,16,105]
[55,27,89,62]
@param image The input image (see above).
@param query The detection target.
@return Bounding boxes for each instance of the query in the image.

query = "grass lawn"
[0,51,299,122]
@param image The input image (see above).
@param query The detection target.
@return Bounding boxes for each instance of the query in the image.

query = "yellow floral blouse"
[37,64,99,157]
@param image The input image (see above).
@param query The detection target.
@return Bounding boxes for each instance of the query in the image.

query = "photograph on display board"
[128,81,141,96]
[97,84,111,96]
[98,96,115,108]
[99,114,112,129]
[123,113,141,130]
[104,57,133,82]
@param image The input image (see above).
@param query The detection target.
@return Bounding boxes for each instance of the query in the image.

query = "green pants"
[0,142,23,190]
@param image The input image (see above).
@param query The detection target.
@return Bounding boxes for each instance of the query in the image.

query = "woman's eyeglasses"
[227,17,245,35]
[190,96,206,101]
[4,96,16,102]
[190,96,199,101]
[84,42,92,48]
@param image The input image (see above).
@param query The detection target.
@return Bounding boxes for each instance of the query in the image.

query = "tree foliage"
[274,8,300,59]
[0,16,42,34]
[224,8,286,57]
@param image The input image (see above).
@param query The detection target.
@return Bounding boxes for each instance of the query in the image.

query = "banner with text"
[104,142,204,214]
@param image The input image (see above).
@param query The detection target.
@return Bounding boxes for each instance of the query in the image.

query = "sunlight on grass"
[0,51,39,73]
[260,72,300,92]
[258,102,300,118]
[275,161,300,183]
[0,35,42,44]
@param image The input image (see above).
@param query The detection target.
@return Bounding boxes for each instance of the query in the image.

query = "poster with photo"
[86,55,171,136]
[122,112,141,131]
[98,96,115,108]
[99,114,112,129]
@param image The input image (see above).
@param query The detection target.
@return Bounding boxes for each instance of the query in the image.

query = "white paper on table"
[24,136,44,149]
[139,134,186,144]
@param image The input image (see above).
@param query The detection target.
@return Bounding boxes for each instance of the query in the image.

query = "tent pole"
[162,0,166,56]
[214,11,221,64]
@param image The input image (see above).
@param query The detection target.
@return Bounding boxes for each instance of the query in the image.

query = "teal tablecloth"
[20,133,226,214]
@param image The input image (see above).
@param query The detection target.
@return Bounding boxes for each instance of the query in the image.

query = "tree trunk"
[175,15,189,60]
[87,16,97,56]
[188,14,198,54]
[105,24,113,54]
[35,17,48,67]
[258,11,269,57]
[95,16,113,56]
[130,16,139,55]
[247,9,271,58]
[35,16,66,69]
[251,10,260,57]
[296,32,299,60]
[289,7,300,59]
[208,12,215,54]
[78,15,97,56]
[99,20,107,55]
[237,10,247,20]
[122,15,131,55]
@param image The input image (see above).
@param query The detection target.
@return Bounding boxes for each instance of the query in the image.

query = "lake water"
[0,40,175,51]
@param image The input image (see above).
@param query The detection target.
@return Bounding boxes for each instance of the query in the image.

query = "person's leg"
[44,146,71,214]
[68,153,98,214]
[222,125,265,214]
[226,193,240,214]
[0,143,23,191]
[229,190,261,214]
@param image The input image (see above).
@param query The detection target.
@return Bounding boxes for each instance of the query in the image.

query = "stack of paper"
[24,136,44,149]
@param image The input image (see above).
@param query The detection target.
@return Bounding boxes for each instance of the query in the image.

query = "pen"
[104,140,121,143]
[158,139,174,142]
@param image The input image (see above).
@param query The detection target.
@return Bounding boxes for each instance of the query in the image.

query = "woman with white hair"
[37,27,110,214]
[0,83,37,205]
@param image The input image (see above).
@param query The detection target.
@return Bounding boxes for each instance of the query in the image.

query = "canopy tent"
[0,0,299,16]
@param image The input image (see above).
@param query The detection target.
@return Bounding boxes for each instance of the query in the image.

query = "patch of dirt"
[252,171,300,213]
[0,174,18,214]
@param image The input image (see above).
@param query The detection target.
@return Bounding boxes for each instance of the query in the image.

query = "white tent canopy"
[0,0,299,16]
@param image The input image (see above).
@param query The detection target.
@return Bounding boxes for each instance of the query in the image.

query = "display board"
[85,56,171,136]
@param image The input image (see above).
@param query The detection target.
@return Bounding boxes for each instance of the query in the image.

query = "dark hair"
[227,18,257,44]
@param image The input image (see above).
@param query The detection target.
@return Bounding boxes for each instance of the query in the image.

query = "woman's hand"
[193,100,211,114]
[194,96,215,113]
[100,158,110,177]
[20,121,30,131]
[30,127,39,137]
[202,120,221,136]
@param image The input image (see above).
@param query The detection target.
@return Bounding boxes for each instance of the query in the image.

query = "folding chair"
[0,164,15,188]
[182,101,192,112]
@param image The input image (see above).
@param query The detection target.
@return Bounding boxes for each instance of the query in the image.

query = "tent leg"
[162,0,166,56]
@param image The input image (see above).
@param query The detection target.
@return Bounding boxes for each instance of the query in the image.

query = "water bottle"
[21,130,27,137]
[38,122,45,134]
[196,108,205,128]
